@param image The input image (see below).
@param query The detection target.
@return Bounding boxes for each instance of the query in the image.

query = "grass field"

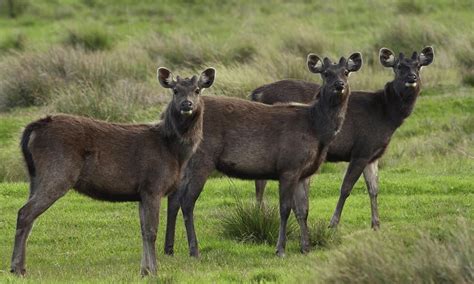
[0,0,473,282]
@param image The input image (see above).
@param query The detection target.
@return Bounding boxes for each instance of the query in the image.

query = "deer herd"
[10,46,434,276]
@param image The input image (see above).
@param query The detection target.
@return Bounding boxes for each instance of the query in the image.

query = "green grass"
[0,175,472,283]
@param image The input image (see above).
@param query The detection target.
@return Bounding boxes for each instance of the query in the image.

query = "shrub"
[221,200,296,244]
[63,24,114,51]
[318,220,474,283]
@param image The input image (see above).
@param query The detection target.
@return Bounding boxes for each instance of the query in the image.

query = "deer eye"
[172,88,178,95]
[195,88,200,94]
[344,70,350,76]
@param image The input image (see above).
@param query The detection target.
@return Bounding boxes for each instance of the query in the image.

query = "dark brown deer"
[10,67,216,276]
[164,53,362,257]
[251,46,434,229]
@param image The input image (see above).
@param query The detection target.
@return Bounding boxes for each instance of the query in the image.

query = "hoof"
[189,250,200,258]
[372,222,380,231]
[164,248,174,256]
[275,250,286,258]
[10,267,26,277]
[140,267,157,277]
[300,247,310,254]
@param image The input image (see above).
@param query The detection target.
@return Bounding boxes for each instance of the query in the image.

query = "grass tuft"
[221,200,296,245]
[308,219,341,249]
[318,219,474,283]
[63,24,114,51]
[0,32,26,52]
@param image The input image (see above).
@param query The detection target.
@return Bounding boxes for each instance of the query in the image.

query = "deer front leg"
[292,177,311,254]
[363,160,380,230]
[139,193,161,276]
[276,175,298,257]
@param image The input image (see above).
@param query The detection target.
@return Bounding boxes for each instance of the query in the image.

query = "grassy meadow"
[0,0,473,282]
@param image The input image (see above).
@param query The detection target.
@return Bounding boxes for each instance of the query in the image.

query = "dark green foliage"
[63,25,114,51]
[221,200,296,245]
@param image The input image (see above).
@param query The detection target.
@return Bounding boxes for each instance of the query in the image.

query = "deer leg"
[179,161,214,258]
[139,193,161,276]
[276,176,298,257]
[255,180,267,206]
[329,158,368,228]
[363,160,380,230]
[164,190,181,255]
[11,178,70,276]
[292,177,311,254]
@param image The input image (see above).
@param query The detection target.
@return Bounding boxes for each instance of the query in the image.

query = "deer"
[250,46,434,230]
[10,67,216,277]
[164,52,363,258]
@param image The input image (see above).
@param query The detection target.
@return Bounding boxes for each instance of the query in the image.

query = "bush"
[221,200,296,244]
[318,220,474,283]
[63,24,114,51]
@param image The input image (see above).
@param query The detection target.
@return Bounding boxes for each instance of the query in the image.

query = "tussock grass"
[318,219,474,283]
[308,219,341,249]
[372,17,450,62]
[0,47,157,119]
[63,24,114,51]
[221,200,296,245]
[141,33,259,69]
[0,32,26,52]
[52,79,163,122]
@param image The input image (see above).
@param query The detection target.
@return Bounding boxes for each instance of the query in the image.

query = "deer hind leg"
[276,175,298,257]
[255,180,267,206]
[11,176,73,276]
[139,192,161,276]
[363,160,380,230]
[292,177,311,254]
[329,158,368,228]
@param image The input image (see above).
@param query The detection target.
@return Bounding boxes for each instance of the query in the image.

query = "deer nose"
[407,74,417,82]
[334,80,345,91]
[181,100,193,110]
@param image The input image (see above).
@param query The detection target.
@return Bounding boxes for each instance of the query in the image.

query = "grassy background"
[0,0,473,282]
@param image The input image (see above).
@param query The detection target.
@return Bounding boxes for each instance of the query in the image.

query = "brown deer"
[164,53,362,257]
[10,67,216,276]
[251,47,434,229]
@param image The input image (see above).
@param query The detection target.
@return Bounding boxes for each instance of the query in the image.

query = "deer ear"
[198,68,216,89]
[379,48,396,68]
[157,67,175,88]
[419,46,434,66]
[347,52,362,72]
[307,53,324,74]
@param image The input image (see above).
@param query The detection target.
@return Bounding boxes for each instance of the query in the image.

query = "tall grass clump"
[221,201,296,244]
[0,0,29,18]
[371,17,450,64]
[280,25,329,57]
[0,32,26,52]
[307,219,341,249]
[396,0,424,14]
[141,33,258,68]
[456,39,474,86]
[0,47,154,115]
[63,24,114,51]
[319,219,474,283]
[52,79,162,122]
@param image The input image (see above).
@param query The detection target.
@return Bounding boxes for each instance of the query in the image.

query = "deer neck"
[384,81,420,127]
[310,87,350,145]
